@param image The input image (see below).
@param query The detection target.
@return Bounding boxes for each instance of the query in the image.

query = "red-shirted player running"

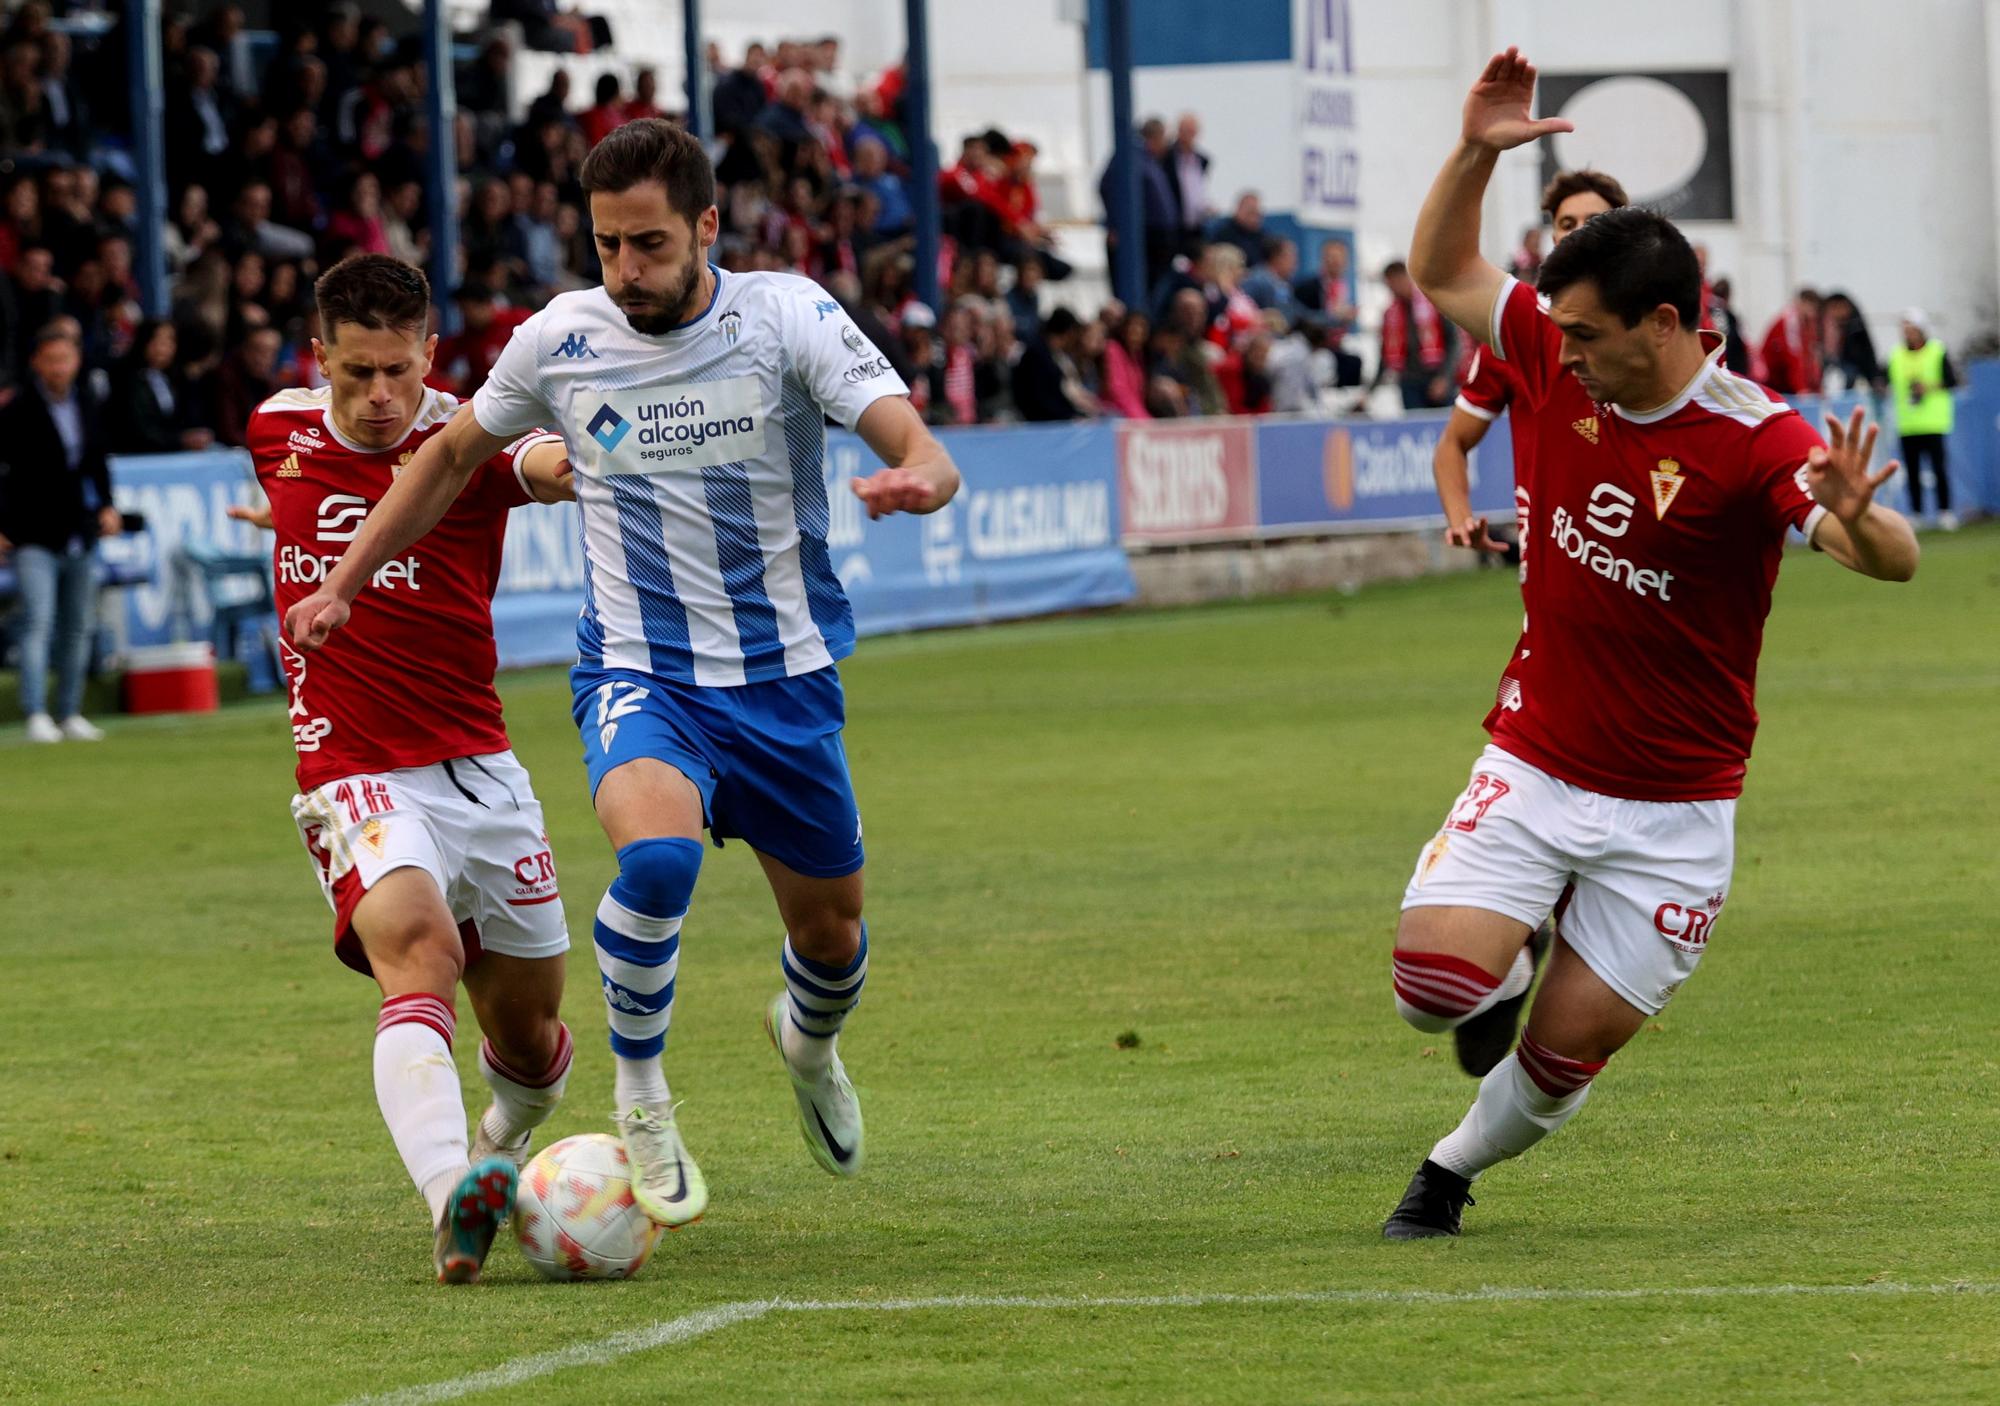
[233,255,578,1282]
[1382,50,1919,1238]
[1435,168,1627,561]
[1427,168,1630,1078]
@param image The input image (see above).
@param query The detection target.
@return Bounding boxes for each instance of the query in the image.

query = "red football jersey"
[248,385,559,791]
[1456,343,1532,525]
[1479,277,1828,802]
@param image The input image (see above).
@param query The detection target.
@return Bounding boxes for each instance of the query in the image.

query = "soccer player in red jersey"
[1436,168,1627,559]
[236,255,580,1281]
[1382,50,1919,1238]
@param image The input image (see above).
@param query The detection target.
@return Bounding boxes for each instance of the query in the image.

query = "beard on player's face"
[614,254,704,336]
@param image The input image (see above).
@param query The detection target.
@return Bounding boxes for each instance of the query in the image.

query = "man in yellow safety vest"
[1887,309,1960,530]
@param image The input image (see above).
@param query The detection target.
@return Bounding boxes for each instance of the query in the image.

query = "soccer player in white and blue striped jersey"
[286,120,962,1226]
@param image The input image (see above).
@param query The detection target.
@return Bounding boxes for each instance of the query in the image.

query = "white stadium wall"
[617,0,2000,348]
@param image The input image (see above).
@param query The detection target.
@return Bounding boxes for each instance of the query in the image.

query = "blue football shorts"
[570,662,864,879]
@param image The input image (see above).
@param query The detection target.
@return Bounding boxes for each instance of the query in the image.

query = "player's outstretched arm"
[1433,409,1506,552]
[1411,47,1573,343]
[850,396,962,521]
[285,403,513,649]
[1806,407,1919,582]
[517,438,576,503]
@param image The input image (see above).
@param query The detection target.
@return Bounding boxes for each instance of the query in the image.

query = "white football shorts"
[1401,744,1735,1014]
[290,749,570,975]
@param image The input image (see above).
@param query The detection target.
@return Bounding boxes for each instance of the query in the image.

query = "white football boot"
[616,1104,707,1227]
[763,994,864,1177]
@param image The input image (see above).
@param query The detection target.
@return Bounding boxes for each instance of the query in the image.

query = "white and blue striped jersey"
[472,269,909,686]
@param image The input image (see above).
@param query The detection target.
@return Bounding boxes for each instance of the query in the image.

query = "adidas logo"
[276,453,303,478]
[1572,417,1600,444]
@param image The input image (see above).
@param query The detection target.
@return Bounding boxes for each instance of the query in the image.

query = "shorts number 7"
[1447,773,1511,832]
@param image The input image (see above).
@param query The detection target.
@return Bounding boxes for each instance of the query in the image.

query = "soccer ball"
[514,1133,663,1281]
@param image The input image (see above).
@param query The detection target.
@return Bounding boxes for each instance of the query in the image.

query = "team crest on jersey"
[360,817,387,856]
[392,450,415,480]
[720,310,741,345]
[276,452,302,478]
[1650,458,1686,519]
[1571,416,1600,445]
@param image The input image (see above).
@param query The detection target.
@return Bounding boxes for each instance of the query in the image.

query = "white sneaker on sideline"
[25,713,61,744]
[58,715,104,742]
[1938,510,1961,532]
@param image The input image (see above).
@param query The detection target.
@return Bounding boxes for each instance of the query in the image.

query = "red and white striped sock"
[1427,1035,1607,1179]
[374,993,469,1224]
[477,1022,574,1148]
[1391,946,1533,1033]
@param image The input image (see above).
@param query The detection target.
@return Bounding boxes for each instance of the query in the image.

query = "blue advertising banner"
[102,448,265,649]
[1256,408,1516,534]
[823,421,1136,636]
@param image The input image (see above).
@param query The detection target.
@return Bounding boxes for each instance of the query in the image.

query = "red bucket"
[122,642,220,715]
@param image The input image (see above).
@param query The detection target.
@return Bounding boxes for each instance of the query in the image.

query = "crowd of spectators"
[0,1,1951,447]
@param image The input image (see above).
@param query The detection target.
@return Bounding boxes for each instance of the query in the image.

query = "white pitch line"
[342,1280,2000,1406]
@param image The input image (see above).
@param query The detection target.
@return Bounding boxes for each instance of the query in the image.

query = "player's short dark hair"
[1539,168,1629,221]
[314,253,431,340]
[1536,206,1701,330]
[579,117,716,229]
[1382,259,1408,279]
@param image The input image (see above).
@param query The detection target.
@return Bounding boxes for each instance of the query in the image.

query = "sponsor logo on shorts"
[507,846,560,906]
[360,817,387,857]
[1654,893,1727,952]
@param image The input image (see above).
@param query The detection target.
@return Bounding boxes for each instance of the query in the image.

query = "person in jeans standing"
[0,325,118,742]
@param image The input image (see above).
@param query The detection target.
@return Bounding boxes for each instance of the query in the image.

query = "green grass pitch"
[3,527,1997,1403]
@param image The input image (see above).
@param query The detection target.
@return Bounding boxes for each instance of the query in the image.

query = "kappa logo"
[1585,482,1636,538]
[315,494,371,542]
[587,403,632,452]
[1650,457,1686,519]
[813,298,840,321]
[1572,416,1600,444]
[720,309,741,345]
[553,331,600,360]
[602,982,652,1015]
[276,452,303,478]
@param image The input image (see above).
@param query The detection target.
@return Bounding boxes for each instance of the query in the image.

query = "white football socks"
[1428,1051,1590,1180]
[374,995,469,1224]
[614,1054,672,1112]
[477,1024,573,1146]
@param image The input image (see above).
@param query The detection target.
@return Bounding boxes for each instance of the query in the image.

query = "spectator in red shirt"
[579,73,626,148]
[626,67,664,122]
[326,171,391,257]
[430,283,530,397]
[1757,287,1823,394]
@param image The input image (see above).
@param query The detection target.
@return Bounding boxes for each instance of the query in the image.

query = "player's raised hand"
[1445,514,1509,554]
[851,467,943,520]
[285,589,351,652]
[1463,47,1573,152]
[1809,406,1900,523]
[226,501,274,531]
